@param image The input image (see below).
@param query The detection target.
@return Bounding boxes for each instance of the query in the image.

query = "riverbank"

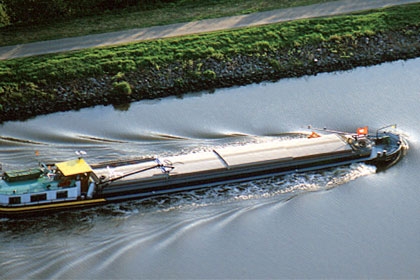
[0,4,419,123]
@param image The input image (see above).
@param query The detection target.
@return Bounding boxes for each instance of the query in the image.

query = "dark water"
[1,58,419,279]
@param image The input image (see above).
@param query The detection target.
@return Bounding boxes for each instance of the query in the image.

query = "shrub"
[0,2,9,27]
[202,69,216,80]
[252,41,272,52]
[2,0,178,26]
[4,0,69,25]
[100,59,136,74]
[268,59,281,71]
[112,81,132,96]
[173,78,184,88]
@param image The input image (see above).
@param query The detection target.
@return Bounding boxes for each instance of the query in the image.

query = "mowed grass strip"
[0,3,419,104]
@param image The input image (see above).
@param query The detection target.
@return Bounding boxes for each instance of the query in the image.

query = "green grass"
[0,3,419,109]
[0,0,335,46]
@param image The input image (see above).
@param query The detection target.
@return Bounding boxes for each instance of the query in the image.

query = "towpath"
[1,0,419,60]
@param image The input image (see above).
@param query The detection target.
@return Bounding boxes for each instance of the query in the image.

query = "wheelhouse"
[0,158,95,207]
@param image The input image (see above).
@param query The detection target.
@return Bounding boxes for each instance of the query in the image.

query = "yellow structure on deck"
[55,158,93,176]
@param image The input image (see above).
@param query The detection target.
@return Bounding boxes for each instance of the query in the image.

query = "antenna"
[376,124,397,138]
[307,125,346,135]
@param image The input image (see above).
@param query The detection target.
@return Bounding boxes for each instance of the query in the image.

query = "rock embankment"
[2,27,419,122]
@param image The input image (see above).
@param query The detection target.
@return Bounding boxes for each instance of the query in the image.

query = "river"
[0,58,419,279]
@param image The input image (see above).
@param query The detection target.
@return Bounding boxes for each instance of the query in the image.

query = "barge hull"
[0,198,107,217]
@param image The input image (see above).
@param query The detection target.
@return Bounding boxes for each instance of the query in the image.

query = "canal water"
[0,58,419,279]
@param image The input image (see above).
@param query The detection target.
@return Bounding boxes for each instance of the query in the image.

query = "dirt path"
[1,0,419,60]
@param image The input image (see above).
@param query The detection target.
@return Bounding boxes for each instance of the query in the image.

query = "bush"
[202,69,216,80]
[2,0,178,26]
[268,59,281,71]
[4,0,69,25]
[112,81,132,96]
[100,59,136,74]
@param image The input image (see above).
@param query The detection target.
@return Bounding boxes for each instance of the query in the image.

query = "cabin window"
[30,193,47,202]
[9,196,21,204]
[56,191,68,199]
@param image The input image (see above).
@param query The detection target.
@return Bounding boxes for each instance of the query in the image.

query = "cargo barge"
[0,125,408,217]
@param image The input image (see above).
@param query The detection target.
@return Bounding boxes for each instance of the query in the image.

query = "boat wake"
[0,162,377,279]
[0,162,376,226]
[32,163,379,223]
[135,162,376,212]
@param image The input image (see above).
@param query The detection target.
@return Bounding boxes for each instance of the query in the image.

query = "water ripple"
[0,157,377,278]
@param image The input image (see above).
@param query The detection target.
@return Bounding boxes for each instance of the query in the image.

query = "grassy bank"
[2,4,419,81]
[0,3,419,121]
[0,0,334,46]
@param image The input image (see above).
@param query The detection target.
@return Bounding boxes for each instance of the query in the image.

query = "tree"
[0,2,10,27]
